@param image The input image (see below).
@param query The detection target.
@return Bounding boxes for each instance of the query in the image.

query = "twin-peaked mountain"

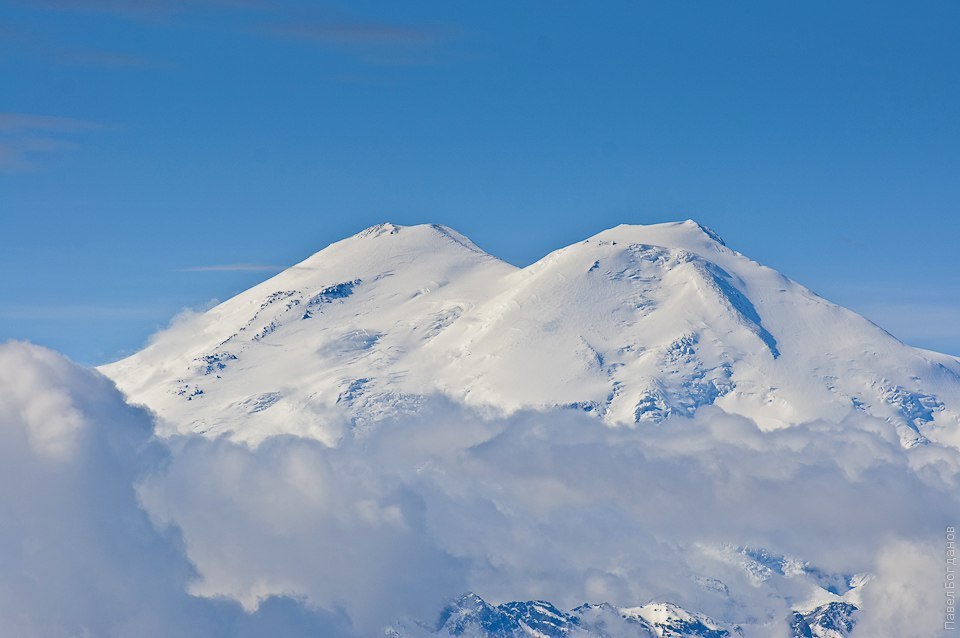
[102,221,960,449]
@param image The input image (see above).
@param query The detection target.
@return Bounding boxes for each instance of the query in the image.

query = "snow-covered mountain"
[389,593,741,637]
[101,220,960,449]
[380,539,869,637]
[387,591,858,638]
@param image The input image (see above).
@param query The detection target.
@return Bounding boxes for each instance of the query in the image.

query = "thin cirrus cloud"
[21,0,265,19]
[182,263,285,272]
[0,303,170,321]
[254,15,454,64]
[14,0,175,19]
[0,112,110,173]
[0,112,108,133]
[260,20,441,47]
[0,23,163,69]
[14,1,453,65]
[56,49,160,68]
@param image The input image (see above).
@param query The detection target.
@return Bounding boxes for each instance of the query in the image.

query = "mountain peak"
[353,222,405,238]
[348,222,490,257]
[590,220,726,252]
[683,219,726,245]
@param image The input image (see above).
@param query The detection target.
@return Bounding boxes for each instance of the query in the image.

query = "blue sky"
[2,0,959,364]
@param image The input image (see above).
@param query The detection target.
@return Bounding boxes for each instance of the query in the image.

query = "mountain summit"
[101,221,960,448]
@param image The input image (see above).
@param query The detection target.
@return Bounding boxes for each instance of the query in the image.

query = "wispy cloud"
[260,20,440,47]
[57,49,161,68]
[255,13,454,65]
[11,1,454,65]
[0,112,107,133]
[0,23,165,69]
[0,304,162,320]
[0,138,77,172]
[181,263,284,272]
[0,112,110,173]
[21,0,266,20]
[16,0,173,19]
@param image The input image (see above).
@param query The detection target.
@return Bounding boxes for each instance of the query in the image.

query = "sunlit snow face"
[100,222,960,460]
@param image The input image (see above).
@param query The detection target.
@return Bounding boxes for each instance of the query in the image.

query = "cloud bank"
[0,342,350,637]
[1,340,957,636]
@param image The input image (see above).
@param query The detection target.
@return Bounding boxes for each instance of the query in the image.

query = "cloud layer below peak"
[0,340,956,636]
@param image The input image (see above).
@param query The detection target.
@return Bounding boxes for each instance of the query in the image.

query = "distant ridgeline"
[387,592,859,638]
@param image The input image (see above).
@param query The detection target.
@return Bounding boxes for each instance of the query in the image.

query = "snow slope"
[101,221,960,448]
